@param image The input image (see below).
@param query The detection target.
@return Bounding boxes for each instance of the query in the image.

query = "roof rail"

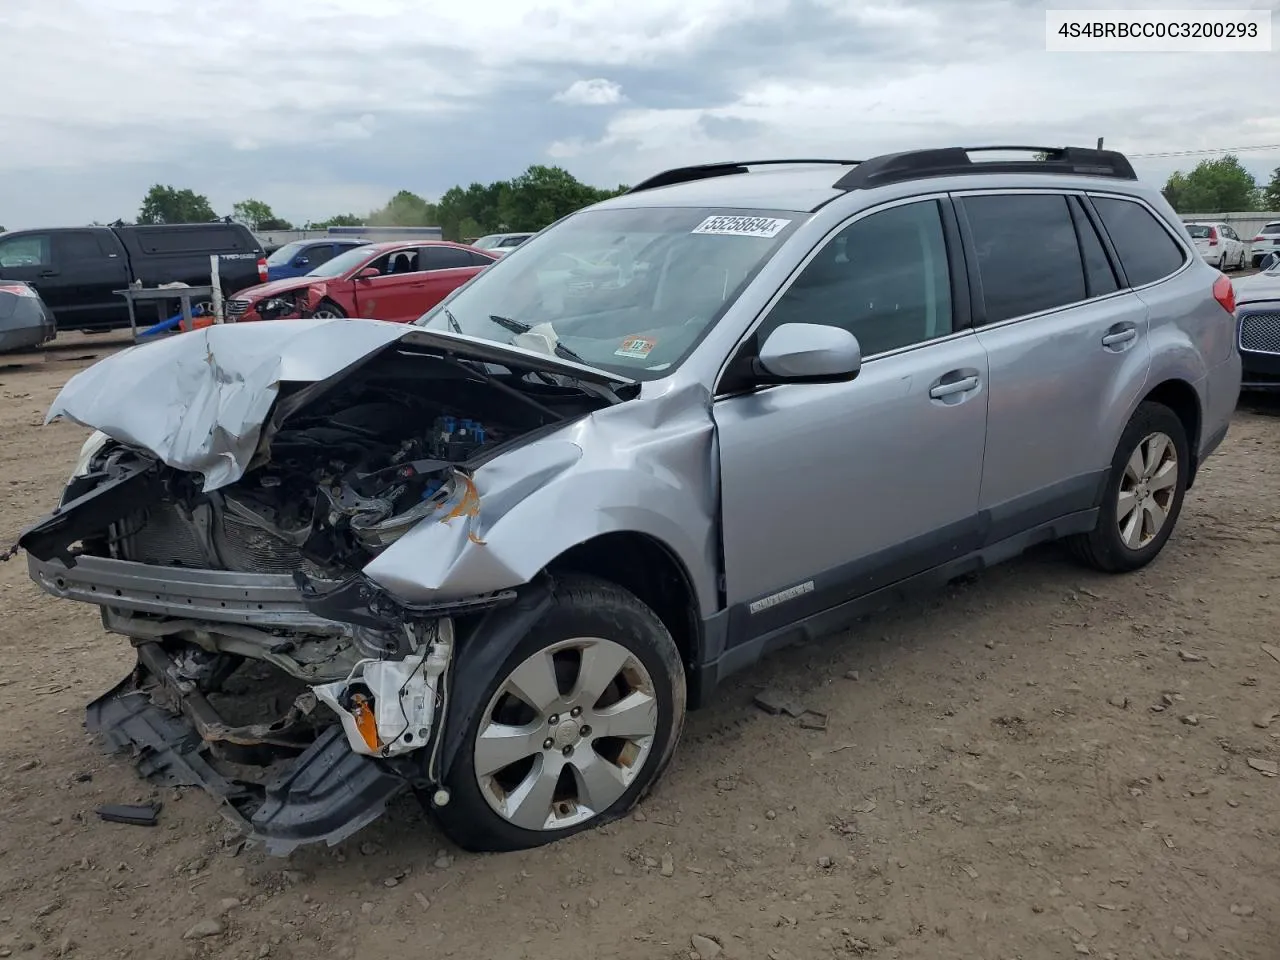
[832,145,1137,191]
[628,158,861,194]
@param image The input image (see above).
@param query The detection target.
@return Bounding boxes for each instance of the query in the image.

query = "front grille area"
[114,504,209,568]
[114,503,303,574]
[213,513,305,574]
[1240,312,1280,355]
[224,299,250,317]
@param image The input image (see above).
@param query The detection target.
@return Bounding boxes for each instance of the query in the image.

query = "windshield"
[1185,224,1213,238]
[1262,224,1280,236]
[415,207,798,379]
[265,241,307,265]
[305,245,376,279]
[472,236,504,249]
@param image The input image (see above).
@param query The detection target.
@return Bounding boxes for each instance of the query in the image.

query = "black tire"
[1068,401,1189,573]
[432,575,687,852]
[309,299,347,319]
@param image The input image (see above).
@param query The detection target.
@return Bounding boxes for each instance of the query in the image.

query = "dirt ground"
[2,330,1279,960]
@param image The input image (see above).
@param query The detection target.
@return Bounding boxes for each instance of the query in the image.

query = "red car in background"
[225,240,497,323]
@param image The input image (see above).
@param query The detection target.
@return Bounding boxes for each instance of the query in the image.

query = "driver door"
[713,197,990,647]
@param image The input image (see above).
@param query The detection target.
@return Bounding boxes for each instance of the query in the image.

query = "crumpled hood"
[45,319,635,491]
[232,277,327,301]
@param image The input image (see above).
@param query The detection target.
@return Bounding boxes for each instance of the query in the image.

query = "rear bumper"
[0,317,56,352]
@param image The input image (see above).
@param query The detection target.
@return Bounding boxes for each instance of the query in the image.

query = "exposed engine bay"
[104,347,603,580]
[19,341,617,853]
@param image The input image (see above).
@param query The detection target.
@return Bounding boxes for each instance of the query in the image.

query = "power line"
[1128,143,1280,159]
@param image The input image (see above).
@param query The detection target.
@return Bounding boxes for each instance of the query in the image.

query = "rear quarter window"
[133,226,251,255]
[1092,197,1187,287]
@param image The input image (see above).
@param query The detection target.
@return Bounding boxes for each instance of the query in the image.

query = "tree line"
[129,165,629,241]
[1161,156,1280,214]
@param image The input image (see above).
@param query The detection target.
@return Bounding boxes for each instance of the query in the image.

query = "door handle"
[1101,328,1137,347]
[38,269,60,278]
[929,375,979,399]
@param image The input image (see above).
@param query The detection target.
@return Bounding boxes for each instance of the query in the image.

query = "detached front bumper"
[89,642,414,856]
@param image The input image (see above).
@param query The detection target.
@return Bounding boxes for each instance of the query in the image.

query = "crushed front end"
[18,349,574,854]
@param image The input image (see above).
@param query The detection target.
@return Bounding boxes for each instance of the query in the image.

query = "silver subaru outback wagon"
[15,146,1241,855]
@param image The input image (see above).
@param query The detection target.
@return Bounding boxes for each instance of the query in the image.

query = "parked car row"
[1182,219,1280,271]
[0,223,267,332]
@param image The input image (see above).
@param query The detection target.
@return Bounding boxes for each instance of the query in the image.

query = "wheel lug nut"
[543,738,554,750]
[562,745,574,757]
[580,725,592,737]
[548,714,559,725]
[570,706,582,717]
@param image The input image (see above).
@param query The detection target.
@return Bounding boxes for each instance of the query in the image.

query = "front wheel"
[309,299,347,320]
[1068,401,1189,573]
[432,575,687,852]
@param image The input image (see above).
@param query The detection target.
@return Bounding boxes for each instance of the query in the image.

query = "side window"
[0,234,52,268]
[761,200,953,357]
[1068,197,1119,298]
[420,246,478,271]
[383,249,419,274]
[305,244,336,267]
[961,194,1085,323]
[468,250,495,267]
[56,232,109,263]
[1091,196,1187,287]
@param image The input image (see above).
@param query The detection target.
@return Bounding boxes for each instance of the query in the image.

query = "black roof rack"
[833,145,1136,191]
[627,158,861,194]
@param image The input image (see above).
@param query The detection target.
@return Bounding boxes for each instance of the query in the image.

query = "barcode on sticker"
[692,215,792,239]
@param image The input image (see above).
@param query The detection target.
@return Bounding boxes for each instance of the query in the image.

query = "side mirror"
[356,266,381,280]
[293,256,309,267]
[755,323,862,383]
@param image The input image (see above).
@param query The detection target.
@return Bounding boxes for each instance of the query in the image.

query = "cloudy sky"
[2,0,1277,229]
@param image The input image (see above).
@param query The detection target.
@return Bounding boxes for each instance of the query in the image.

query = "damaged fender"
[363,379,723,619]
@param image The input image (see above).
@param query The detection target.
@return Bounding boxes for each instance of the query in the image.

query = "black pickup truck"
[0,223,267,332]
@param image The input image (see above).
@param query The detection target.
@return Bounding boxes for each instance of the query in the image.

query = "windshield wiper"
[488,313,530,334]
[443,306,462,334]
[489,314,589,365]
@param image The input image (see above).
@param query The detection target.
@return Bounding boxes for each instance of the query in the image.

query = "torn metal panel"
[364,379,722,617]
[44,319,634,493]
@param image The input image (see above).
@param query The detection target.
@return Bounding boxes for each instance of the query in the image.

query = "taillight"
[1207,226,1218,247]
[1213,273,1235,314]
[1254,235,1267,243]
[257,258,268,282]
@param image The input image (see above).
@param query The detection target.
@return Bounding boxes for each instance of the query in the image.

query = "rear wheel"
[309,300,346,320]
[1068,402,1189,573]
[432,575,686,852]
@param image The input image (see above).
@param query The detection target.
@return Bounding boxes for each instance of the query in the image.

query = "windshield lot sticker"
[692,215,792,239]
[615,336,656,359]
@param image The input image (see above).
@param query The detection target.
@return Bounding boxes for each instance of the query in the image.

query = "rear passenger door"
[52,231,129,321]
[416,245,483,314]
[957,191,1152,542]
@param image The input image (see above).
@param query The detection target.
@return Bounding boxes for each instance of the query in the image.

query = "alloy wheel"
[1117,431,1178,550]
[474,637,658,831]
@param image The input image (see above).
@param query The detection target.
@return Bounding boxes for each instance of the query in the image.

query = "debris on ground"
[691,933,723,959]
[1246,758,1278,777]
[1260,643,1280,666]
[753,688,805,717]
[95,803,161,827]
[182,919,225,940]
[1178,650,1206,663]
[799,711,829,731]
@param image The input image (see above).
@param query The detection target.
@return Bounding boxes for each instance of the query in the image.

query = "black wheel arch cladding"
[436,574,556,782]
